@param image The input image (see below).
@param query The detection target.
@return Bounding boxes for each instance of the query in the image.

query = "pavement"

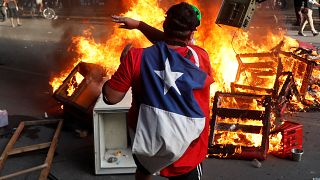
[0,3,320,180]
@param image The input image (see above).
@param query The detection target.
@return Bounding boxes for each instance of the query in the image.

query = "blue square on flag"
[132,42,208,174]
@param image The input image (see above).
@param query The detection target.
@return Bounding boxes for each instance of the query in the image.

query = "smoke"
[248,3,287,47]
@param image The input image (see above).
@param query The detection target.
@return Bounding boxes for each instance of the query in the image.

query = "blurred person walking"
[0,0,6,21]
[35,0,42,13]
[5,0,21,27]
[298,0,320,36]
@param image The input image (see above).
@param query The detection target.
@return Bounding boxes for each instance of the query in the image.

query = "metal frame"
[0,119,63,180]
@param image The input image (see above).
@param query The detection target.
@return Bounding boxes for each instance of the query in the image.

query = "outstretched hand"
[111,15,140,29]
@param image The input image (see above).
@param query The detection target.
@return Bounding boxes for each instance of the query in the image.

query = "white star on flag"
[154,58,183,95]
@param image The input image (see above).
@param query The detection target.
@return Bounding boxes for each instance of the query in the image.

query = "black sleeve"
[137,21,165,44]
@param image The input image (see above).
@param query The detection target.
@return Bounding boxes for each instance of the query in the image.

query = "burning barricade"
[208,92,272,160]
[48,0,319,162]
[208,41,319,161]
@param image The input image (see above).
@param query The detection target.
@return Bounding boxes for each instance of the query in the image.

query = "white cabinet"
[93,92,136,174]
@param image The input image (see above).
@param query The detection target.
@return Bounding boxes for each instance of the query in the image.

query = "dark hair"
[163,2,200,41]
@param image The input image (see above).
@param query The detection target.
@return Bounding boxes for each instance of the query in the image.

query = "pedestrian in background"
[293,0,303,26]
[298,0,320,36]
[35,0,42,13]
[0,0,7,21]
[5,0,21,27]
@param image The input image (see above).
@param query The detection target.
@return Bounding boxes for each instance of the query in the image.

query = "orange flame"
[50,0,165,91]
[49,0,318,155]
[214,117,263,147]
[66,72,84,96]
[50,0,299,95]
[214,130,262,147]
[268,132,283,153]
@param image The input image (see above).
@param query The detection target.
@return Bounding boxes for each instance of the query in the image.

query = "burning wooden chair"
[231,50,300,122]
[230,41,320,119]
[208,42,319,160]
[280,49,320,106]
[208,92,272,160]
[231,51,284,97]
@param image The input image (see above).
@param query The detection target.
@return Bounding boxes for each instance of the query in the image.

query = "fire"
[50,0,165,91]
[268,132,283,153]
[214,117,263,147]
[217,117,263,126]
[305,68,320,103]
[66,72,84,96]
[215,131,262,147]
[51,74,69,93]
[217,96,266,111]
[50,0,318,158]
[50,0,299,96]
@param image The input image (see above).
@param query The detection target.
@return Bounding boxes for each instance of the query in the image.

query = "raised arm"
[111,15,165,44]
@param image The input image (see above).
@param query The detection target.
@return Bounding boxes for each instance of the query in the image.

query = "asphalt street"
[0,4,319,180]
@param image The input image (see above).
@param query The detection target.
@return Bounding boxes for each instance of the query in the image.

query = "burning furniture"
[231,42,320,118]
[53,62,106,124]
[281,49,320,107]
[230,52,298,127]
[281,49,319,100]
[231,52,284,97]
[93,92,136,174]
[208,92,271,160]
[231,42,319,99]
[208,42,317,160]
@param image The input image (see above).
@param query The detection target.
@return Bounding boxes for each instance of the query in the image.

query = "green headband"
[191,5,201,22]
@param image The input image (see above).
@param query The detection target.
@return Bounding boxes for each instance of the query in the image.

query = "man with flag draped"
[102,2,213,180]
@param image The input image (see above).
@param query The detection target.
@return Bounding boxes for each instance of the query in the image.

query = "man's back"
[106,42,213,176]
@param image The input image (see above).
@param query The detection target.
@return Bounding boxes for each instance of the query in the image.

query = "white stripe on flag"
[132,104,205,174]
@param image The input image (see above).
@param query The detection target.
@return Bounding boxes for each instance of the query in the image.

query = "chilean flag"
[132,42,207,174]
